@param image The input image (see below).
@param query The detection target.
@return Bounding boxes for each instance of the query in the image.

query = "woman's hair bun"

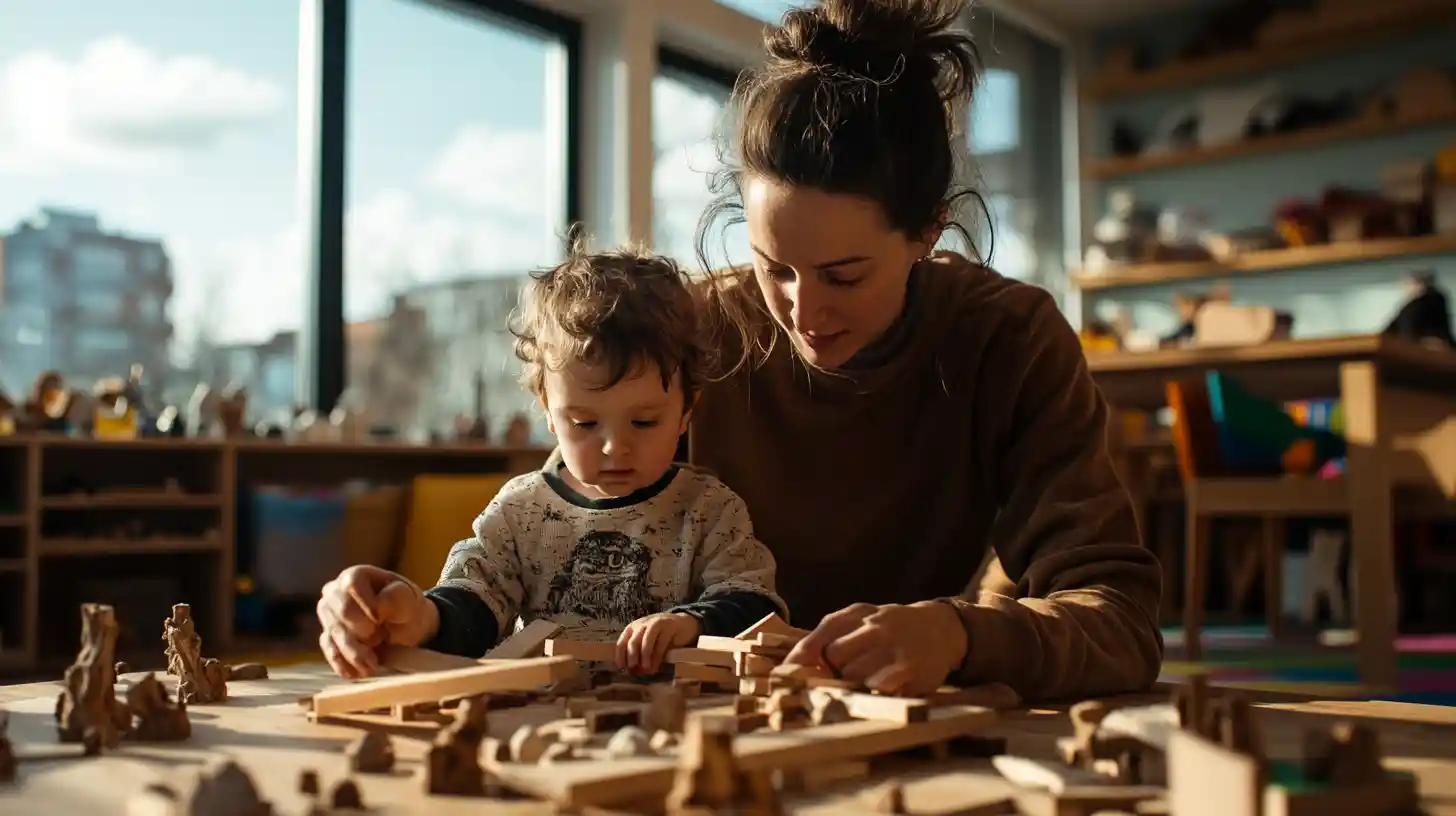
[763,0,977,100]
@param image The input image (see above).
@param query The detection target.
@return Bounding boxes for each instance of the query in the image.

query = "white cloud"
[168,226,304,351]
[0,35,284,173]
[424,123,563,220]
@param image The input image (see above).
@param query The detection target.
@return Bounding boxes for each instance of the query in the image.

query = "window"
[344,0,575,444]
[74,288,126,319]
[0,1,300,403]
[960,14,1067,304]
[652,50,749,272]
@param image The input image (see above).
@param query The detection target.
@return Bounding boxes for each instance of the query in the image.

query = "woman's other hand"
[316,565,437,679]
[782,601,968,696]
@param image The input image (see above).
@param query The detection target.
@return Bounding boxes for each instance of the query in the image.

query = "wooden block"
[1167,730,1261,816]
[804,676,858,690]
[484,619,564,659]
[311,656,578,717]
[545,639,618,663]
[543,639,737,669]
[584,705,643,734]
[671,678,702,697]
[927,683,1022,710]
[492,704,999,808]
[739,677,772,697]
[810,689,929,724]
[735,712,769,733]
[782,759,870,793]
[696,635,788,657]
[673,662,736,688]
[378,645,484,674]
[754,632,802,650]
[735,612,811,641]
[734,652,777,677]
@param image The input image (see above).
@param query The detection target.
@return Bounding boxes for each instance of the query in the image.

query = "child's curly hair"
[511,235,706,402]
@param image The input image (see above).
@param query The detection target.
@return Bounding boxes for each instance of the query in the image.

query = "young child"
[314,243,785,679]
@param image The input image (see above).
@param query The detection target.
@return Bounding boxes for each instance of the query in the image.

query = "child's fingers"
[628,625,656,674]
[639,622,666,675]
[615,626,635,670]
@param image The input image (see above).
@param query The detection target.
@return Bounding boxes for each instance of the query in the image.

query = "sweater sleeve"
[425,496,526,652]
[950,293,1164,701]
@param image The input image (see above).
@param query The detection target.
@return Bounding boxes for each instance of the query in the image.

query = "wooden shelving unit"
[1083,5,1456,100]
[0,434,550,679]
[1073,233,1456,292]
[1088,108,1456,179]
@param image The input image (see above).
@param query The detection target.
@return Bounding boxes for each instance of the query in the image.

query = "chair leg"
[1263,516,1285,640]
[1184,509,1210,661]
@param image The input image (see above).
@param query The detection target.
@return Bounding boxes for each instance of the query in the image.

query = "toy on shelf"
[1383,270,1455,348]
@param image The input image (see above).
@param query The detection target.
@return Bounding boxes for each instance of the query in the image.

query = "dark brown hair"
[696,0,988,277]
[511,235,705,402]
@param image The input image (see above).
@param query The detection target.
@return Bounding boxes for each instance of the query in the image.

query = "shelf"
[1083,5,1456,100]
[1073,234,1456,292]
[0,559,24,573]
[39,537,224,557]
[1087,108,1456,179]
[40,493,223,510]
[0,514,24,527]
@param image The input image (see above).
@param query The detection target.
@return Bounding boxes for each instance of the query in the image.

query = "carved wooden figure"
[346,731,395,774]
[126,673,191,742]
[163,604,227,704]
[54,603,126,754]
[423,695,490,796]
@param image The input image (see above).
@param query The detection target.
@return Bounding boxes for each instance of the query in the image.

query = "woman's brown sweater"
[687,253,1164,701]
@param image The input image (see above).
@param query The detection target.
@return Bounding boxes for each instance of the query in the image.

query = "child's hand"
[616,612,701,675]
[316,566,437,679]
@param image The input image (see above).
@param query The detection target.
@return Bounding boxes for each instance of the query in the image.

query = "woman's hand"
[782,601,968,696]
[316,565,437,679]
[616,612,702,675]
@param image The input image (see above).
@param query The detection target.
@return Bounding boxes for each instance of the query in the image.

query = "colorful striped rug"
[1159,625,1456,705]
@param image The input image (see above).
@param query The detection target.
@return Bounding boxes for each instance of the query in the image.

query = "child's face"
[543,360,690,499]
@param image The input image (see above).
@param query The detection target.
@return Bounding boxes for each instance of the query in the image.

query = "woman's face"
[742,175,935,368]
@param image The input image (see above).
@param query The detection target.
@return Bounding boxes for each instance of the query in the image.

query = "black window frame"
[300,0,583,412]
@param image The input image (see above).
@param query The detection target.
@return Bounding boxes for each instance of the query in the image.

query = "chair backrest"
[1165,377,1226,482]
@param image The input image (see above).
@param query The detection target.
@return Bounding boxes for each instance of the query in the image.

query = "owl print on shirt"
[543,531,658,622]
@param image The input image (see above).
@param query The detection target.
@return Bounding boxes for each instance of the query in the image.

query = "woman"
[687,0,1162,701]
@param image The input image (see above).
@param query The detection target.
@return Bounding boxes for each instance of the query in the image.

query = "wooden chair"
[1167,376,1350,660]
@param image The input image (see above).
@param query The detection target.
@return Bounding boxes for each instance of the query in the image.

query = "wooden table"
[4,664,1456,814]
[1088,335,1456,690]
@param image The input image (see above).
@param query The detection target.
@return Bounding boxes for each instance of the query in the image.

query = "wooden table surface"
[4,664,1456,814]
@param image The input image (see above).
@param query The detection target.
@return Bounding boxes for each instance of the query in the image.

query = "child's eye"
[827,274,863,288]
[632,420,659,428]
[571,421,597,429]
[764,265,794,282]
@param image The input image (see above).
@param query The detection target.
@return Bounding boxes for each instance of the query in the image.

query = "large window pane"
[652,63,748,272]
[958,15,1066,304]
[0,1,299,417]
[345,0,570,444]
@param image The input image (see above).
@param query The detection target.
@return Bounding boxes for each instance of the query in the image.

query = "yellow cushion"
[397,474,511,592]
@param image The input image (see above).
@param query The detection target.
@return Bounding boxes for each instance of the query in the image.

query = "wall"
[1082,13,1456,340]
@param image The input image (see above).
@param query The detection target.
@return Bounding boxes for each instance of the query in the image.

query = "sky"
[0,0,1024,358]
[0,0,738,355]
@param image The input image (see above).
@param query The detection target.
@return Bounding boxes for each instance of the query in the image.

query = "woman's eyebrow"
[751,244,871,270]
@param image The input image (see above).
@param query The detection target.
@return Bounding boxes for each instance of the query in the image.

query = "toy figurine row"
[0,366,248,440]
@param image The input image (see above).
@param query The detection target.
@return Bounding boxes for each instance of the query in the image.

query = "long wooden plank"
[544,638,736,668]
[490,703,997,808]
[311,656,578,716]
[378,645,485,674]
